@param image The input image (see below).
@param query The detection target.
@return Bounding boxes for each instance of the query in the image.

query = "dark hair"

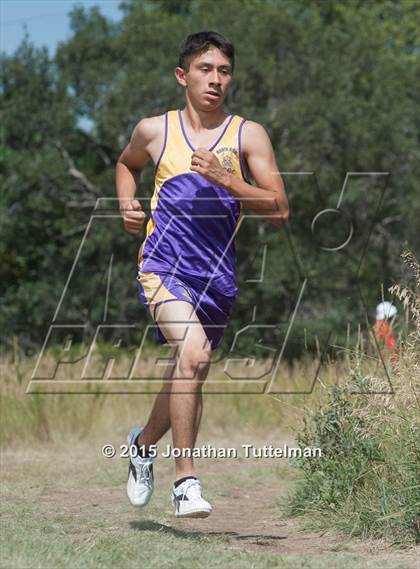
[179,31,235,73]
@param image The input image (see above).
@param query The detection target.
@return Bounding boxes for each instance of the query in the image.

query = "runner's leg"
[137,300,210,453]
[151,300,212,479]
[136,356,175,450]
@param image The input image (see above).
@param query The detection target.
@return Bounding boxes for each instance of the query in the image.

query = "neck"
[182,96,228,131]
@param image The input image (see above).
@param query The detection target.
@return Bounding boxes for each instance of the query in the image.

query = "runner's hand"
[120,199,147,235]
[190,148,231,188]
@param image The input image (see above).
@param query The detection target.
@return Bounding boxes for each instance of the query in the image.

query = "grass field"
[1,348,419,568]
[1,437,418,569]
[2,438,419,569]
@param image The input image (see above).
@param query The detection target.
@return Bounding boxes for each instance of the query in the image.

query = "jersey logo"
[215,146,238,174]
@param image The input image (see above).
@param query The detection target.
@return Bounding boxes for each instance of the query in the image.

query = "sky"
[1,0,123,55]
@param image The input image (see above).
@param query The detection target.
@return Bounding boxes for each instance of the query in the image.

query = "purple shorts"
[136,270,236,350]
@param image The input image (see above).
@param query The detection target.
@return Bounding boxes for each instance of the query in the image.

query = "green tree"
[1,0,419,358]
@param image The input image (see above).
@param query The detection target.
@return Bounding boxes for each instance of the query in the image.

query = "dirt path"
[2,437,419,569]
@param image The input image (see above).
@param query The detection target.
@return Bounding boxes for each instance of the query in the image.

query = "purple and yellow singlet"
[136,109,250,350]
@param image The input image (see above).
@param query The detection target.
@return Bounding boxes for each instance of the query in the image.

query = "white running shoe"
[172,478,212,518]
[126,427,156,507]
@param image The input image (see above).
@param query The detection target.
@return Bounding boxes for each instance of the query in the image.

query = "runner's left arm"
[190,121,288,229]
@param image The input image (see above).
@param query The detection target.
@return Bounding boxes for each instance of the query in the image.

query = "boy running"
[115,31,289,518]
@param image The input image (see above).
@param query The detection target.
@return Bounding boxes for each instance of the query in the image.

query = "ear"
[175,66,187,87]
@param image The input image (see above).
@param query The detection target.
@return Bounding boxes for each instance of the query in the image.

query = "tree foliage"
[1,0,419,357]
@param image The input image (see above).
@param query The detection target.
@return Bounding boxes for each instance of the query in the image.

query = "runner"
[373,301,398,362]
[115,31,289,518]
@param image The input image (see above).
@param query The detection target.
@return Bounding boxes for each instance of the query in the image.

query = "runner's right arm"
[115,117,161,235]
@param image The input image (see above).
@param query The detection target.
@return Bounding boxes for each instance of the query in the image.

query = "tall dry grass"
[287,249,420,546]
[1,346,345,447]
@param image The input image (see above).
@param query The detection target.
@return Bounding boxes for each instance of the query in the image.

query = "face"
[175,47,233,110]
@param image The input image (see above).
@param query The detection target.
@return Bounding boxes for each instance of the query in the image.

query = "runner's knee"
[177,348,211,381]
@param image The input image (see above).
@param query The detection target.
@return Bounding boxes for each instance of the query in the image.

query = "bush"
[287,250,420,546]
